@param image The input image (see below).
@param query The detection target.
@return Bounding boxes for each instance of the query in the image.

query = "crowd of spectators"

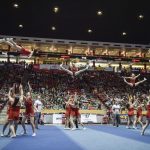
[0,61,150,111]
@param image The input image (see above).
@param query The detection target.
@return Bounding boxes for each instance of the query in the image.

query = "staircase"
[0,106,7,124]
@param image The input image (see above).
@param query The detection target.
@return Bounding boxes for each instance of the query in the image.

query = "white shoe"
[141,132,144,136]
[20,132,27,135]
[1,133,4,137]
[71,128,76,131]
[126,126,130,129]
[32,133,36,137]
[83,127,86,130]
[64,127,70,130]
[144,77,147,81]
[133,126,137,129]
[10,135,16,138]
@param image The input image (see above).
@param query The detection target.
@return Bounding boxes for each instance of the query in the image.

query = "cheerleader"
[141,100,150,135]
[2,38,34,58]
[1,98,11,137]
[126,98,138,129]
[60,62,89,77]
[133,103,144,129]
[64,99,71,129]
[74,101,86,129]
[68,96,76,130]
[123,73,146,87]
[8,84,23,138]
[21,82,36,136]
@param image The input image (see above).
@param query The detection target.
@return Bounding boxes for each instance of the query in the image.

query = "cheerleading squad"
[1,82,43,138]
[64,92,86,130]
[111,94,150,135]
[0,38,150,136]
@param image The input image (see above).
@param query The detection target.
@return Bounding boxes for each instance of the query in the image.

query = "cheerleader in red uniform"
[8,84,24,138]
[64,99,71,129]
[141,100,150,135]
[60,62,89,77]
[126,99,138,129]
[74,101,86,130]
[1,98,11,137]
[123,73,146,87]
[133,103,144,129]
[3,38,34,58]
[21,82,36,136]
[69,96,76,130]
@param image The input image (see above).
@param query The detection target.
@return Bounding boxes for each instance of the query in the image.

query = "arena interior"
[0,1,150,150]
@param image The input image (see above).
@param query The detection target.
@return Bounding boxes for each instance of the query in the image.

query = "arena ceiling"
[0,0,150,44]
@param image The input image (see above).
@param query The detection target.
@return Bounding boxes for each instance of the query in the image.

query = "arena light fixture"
[51,26,56,31]
[97,10,103,16]
[88,29,92,33]
[53,7,59,13]
[138,14,144,20]
[13,3,19,8]
[122,32,127,36]
[18,24,23,28]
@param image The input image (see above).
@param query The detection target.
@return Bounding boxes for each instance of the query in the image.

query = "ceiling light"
[122,32,127,36]
[51,26,56,31]
[13,3,19,8]
[97,10,103,16]
[138,14,144,19]
[88,29,92,33]
[53,7,59,13]
[19,24,23,28]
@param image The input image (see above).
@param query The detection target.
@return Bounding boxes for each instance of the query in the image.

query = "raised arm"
[74,92,78,102]
[19,84,24,103]
[75,64,89,76]
[134,74,140,79]
[28,81,32,95]
[60,64,73,76]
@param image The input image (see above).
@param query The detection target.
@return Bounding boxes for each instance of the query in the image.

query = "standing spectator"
[34,95,43,129]
[112,101,121,127]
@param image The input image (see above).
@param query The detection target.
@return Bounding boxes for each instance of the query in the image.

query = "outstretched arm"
[28,81,32,95]
[8,88,14,102]
[75,64,89,76]
[19,84,24,103]
[60,64,73,76]
[74,92,78,102]
[134,74,140,79]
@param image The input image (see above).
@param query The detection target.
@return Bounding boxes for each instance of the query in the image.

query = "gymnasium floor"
[0,124,150,150]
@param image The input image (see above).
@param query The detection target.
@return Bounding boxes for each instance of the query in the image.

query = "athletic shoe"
[141,132,144,136]
[10,135,16,138]
[71,128,76,131]
[1,133,4,137]
[83,127,86,130]
[64,127,70,130]
[32,133,36,137]
[126,126,130,129]
[132,126,137,129]
[20,132,27,135]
